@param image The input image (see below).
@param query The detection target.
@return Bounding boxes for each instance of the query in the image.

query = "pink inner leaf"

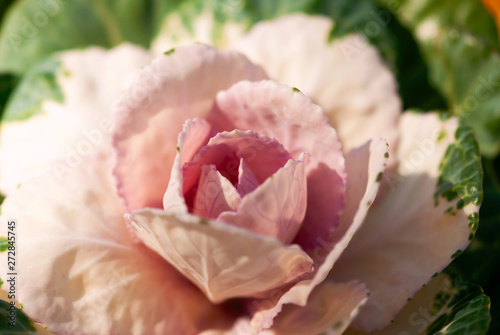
[237,158,260,196]
[182,130,292,212]
[218,153,309,244]
[193,164,241,219]
[163,119,212,213]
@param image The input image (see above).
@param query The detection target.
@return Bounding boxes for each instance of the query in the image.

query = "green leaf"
[434,120,483,215]
[354,274,491,335]
[2,57,63,122]
[0,74,18,121]
[152,0,249,49]
[447,156,500,334]
[0,0,409,122]
[0,237,8,252]
[377,0,499,48]
[0,299,37,334]
[243,0,317,20]
[0,0,15,22]
[376,0,500,156]
[449,157,500,284]
[426,274,491,335]
[0,193,5,216]
[155,0,449,110]
[154,0,399,68]
[379,12,448,111]
[0,0,180,75]
[311,0,396,67]
[426,27,500,157]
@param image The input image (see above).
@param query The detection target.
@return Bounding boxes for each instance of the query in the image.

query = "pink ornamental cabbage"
[0,14,479,335]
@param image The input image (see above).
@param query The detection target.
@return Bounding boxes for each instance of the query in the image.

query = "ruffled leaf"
[236,158,259,196]
[127,209,314,303]
[113,44,267,211]
[269,281,368,335]
[245,138,388,333]
[163,119,213,213]
[332,113,482,332]
[0,152,229,335]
